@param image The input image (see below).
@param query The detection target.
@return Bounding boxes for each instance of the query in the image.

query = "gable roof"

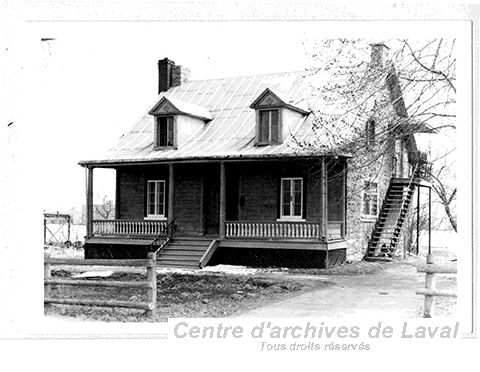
[79,63,413,167]
[81,71,331,165]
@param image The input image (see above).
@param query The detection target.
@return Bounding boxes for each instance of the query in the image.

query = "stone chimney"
[370,43,389,69]
[158,58,188,93]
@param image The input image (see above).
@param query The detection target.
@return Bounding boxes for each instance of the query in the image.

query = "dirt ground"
[44,269,320,321]
[44,239,457,321]
[241,258,457,318]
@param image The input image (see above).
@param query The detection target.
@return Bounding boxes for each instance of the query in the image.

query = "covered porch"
[83,157,348,267]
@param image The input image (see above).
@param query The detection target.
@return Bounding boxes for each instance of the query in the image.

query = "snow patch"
[202,265,260,275]
[72,271,114,278]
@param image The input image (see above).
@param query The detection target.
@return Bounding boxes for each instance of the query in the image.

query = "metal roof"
[79,70,372,166]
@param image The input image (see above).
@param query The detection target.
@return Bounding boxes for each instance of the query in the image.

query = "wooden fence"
[44,252,157,316]
[416,255,457,318]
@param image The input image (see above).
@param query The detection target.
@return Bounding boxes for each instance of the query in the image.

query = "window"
[366,119,376,148]
[280,178,303,219]
[362,180,378,216]
[146,180,166,218]
[155,116,175,147]
[258,109,280,144]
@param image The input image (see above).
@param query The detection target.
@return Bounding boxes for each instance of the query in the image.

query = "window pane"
[157,117,174,147]
[371,197,378,215]
[294,202,302,216]
[167,117,174,146]
[148,192,156,206]
[270,110,279,143]
[148,182,155,194]
[283,203,291,217]
[158,118,167,146]
[293,179,302,193]
[363,193,370,215]
[148,203,155,215]
[157,182,165,215]
[260,111,270,142]
[293,180,302,216]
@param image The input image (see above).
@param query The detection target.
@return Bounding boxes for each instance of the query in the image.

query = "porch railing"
[225,220,344,240]
[92,219,167,237]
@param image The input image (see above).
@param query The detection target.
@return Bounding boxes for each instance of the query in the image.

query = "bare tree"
[94,195,115,220]
[299,39,456,230]
[430,164,457,232]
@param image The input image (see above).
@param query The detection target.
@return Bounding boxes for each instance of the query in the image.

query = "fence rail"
[415,255,457,318]
[92,219,166,237]
[44,253,157,315]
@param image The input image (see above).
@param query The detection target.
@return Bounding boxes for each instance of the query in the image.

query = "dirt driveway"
[240,259,457,318]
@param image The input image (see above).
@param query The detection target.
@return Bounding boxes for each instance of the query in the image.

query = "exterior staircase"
[364,176,416,261]
[156,238,213,269]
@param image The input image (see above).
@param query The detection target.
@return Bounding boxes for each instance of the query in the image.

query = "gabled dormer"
[250,88,309,146]
[149,96,212,150]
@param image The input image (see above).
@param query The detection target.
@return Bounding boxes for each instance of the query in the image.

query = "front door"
[204,177,220,235]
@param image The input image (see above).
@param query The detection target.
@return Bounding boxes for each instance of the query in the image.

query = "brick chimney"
[158,58,188,93]
[370,43,389,69]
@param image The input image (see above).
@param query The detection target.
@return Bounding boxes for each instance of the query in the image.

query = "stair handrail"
[389,163,419,252]
[151,219,176,254]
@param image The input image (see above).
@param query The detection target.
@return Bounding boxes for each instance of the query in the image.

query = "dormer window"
[149,96,212,150]
[156,116,175,147]
[259,109,280,144]
[250,88,310,147]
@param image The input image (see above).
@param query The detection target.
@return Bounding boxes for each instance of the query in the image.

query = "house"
[79,43,432,268]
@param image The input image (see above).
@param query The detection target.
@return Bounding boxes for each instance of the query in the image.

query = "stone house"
[79,43,432,268]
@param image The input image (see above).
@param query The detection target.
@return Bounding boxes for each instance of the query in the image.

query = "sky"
[1,19,469,214]
[21,21,326,211]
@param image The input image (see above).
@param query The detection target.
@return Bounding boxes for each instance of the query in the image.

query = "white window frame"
[279,177,304,220]
[154,116,176,148]
[362,180,379,218]
[257,108,281,145]
[146,180,166,219]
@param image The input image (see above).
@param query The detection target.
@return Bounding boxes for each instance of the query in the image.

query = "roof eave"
[78,152,352,168]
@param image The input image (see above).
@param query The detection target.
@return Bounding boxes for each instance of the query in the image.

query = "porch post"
[219,162,226,238]
[86,166,94,238]
[321,158,329,241]
[341,160,347,239]
[168,163,175,224]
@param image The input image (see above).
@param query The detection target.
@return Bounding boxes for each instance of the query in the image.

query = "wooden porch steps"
[157,238,212,269]
[364,177,416,262]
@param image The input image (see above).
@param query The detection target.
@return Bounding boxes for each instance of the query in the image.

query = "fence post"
[44,254,51,301]
[146,252,157,317]
[424,254,436,318]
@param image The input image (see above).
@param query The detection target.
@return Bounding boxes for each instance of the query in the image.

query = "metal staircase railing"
[364,163,420,260]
